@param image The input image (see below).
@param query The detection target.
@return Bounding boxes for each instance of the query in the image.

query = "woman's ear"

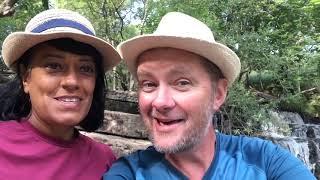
[20,64,31,94]
[212,79,228,111]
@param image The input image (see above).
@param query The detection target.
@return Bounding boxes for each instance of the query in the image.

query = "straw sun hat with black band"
[1,9,121,72]
[117,12,241,86]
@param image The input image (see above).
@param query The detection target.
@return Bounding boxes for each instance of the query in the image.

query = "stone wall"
[83,90,320,178]
[1,72,318,177]
[82,90,151,157]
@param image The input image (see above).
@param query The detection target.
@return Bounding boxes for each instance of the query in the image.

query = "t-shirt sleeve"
[263,141,316,180]
[103,157,135,180]
[104,146,117,171]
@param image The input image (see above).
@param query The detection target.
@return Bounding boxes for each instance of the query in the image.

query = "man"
[104,12,315,180]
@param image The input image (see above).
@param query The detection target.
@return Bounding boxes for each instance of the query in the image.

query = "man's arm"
[264,141,316,180]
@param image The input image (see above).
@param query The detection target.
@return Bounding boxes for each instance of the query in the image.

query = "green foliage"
[0,0,45,70]
[0,0,319,135]
[222,82,273,135]
[307,95,320,117]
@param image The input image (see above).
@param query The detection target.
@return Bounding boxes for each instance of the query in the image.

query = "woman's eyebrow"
[79,57,95,63]
[42,53,64,59]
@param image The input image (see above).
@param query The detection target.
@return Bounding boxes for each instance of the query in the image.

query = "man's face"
[137,48,227,153]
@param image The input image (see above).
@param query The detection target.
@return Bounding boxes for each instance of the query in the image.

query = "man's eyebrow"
[137,70,152,77]
[168,66,191,76]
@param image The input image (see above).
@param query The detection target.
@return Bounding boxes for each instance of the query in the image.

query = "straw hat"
[2,9,121,72]
[117,12,241,86]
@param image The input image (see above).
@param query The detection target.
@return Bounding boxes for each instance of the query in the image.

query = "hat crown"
[2,8,121,72]
[25,9,96,35]
[154,12,215,42]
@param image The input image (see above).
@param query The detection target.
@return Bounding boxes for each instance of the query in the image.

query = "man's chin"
[151,132,201,154]
[152,138,183,154]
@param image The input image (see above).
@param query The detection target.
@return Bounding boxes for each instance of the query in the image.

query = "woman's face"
[22,43,96,137]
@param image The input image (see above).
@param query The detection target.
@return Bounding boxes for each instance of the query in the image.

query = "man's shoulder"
[122,146,164,166]
[104,146,173,179]
[216,133,292,172]
[217,133,281,166]
[218,133,274,151]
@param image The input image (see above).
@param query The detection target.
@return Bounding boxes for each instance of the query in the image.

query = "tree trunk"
[0,0,18,17]
[42,0,48,9]
[42,0,55,9]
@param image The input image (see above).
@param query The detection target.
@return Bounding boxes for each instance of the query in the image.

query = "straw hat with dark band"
[2,9,121,72]
[117,12,241,86]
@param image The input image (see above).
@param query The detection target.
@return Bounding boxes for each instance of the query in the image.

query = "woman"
[0,9,121,179]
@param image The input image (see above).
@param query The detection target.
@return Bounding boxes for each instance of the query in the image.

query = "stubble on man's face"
[136,48,218,154]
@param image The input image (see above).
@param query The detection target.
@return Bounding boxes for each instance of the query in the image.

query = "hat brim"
[2,31,121,72]
[117,35,241,86]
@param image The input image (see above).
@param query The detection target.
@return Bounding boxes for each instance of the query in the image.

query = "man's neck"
[165,127,216,180]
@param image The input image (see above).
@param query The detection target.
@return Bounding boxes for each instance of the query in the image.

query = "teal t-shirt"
[103,133,315,180]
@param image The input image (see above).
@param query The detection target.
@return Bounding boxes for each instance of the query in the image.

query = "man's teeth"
[156,119,182,125]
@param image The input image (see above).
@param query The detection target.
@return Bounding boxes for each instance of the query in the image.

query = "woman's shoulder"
[78,132,116,158]
[0,120,24,133]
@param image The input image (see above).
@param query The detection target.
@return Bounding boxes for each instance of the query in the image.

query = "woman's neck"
[28,115,75,141]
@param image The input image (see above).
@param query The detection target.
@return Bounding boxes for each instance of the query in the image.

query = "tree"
[0,0,18,17]
[0,0,319,134]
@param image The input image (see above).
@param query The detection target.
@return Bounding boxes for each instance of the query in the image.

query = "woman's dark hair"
[0,38,106,132]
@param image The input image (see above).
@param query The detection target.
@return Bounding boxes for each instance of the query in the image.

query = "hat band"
[30,19,95,36]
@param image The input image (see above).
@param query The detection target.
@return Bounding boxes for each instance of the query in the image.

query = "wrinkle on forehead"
[136,47,205,75]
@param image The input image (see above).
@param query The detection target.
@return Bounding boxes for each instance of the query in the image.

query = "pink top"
[0,119,116,180]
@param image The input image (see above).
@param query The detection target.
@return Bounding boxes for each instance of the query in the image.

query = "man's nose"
[61,69,80,91]
[152,87,175,112]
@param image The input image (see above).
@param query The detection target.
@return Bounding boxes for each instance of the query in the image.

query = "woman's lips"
[55,96,81,102]
[54,96,83,109]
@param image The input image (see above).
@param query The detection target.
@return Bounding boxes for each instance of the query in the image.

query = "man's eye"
[175,79,191,91]
[177,80,190,86]
[80,65,95,74]
[140,81,156,92]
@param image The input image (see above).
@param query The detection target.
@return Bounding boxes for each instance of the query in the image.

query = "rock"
[97,110,148,139]
[105,90,138,103]
[315,162,320,179]
[308,140,320,165]
[266,136,312,169]
[0,70,14,83]
[278,111,305,125]
[268,110,305,126]
[105,90,139,114]
[306,125,320,138]
[106,99,139,114]
[81,131,151,157]
[289,124,320,138]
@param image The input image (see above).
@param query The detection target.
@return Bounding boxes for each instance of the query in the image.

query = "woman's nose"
[61,69,80,91]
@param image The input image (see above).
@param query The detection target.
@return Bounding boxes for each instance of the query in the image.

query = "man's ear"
[20,64,31,94]
[212,79,228,111]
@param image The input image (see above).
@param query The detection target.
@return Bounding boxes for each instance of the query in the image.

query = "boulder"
[97,110,148,139]
[81,131,151,157]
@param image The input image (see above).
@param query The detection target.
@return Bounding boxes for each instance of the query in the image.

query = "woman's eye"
[80,65,95,74]
[44,63,63,71]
